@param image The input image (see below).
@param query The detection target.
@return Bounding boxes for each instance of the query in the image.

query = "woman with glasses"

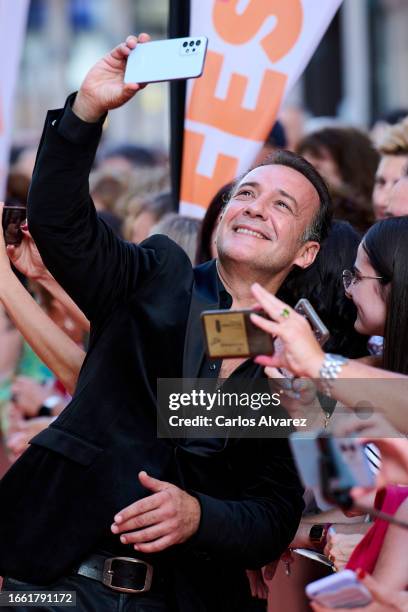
[251,216,408,603]
[249,215,408,434]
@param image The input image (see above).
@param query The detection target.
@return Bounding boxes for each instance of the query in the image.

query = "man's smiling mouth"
[234,226,270,240]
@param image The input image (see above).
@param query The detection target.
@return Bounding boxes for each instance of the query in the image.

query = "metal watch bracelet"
[319,353,349,397]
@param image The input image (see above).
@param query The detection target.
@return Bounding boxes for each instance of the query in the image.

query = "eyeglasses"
[342,269,384,291]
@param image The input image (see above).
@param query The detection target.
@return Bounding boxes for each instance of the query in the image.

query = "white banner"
[0,0,29,199]
[180,0,343,217]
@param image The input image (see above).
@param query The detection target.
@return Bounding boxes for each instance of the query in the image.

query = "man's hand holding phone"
[73,34,151,123]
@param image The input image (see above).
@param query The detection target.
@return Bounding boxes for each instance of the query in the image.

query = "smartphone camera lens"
[196,40,201,46]
[183,41,188,47]
[189,41,194,47]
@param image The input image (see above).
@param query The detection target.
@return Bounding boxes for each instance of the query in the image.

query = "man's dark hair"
[260,149,332,243]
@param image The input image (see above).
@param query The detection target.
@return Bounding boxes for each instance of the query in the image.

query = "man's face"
[216,164,320,275]
[385,177,408,218]
[373,155,408,219]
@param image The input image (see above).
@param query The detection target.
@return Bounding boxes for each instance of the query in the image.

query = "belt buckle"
[103,556,153,594]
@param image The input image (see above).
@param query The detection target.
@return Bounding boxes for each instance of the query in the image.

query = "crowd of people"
[1,34,408,612]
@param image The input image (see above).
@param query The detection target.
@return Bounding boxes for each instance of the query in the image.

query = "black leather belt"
[74,553,154,594]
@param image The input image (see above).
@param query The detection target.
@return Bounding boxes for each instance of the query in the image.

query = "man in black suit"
[0,35,331,611]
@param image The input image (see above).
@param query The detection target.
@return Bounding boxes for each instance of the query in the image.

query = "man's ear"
[293,241,320,269]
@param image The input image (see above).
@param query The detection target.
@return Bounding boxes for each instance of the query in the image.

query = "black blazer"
[0,98,304,611]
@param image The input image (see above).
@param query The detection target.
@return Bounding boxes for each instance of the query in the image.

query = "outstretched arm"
[7,224,89,333]
[0,204,85,394]
[250,284,408,435]
[27,35,163,323]
[371,497,408,590]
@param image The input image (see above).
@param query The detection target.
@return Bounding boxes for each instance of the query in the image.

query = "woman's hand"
[323,529,365,572]
[250,283,325,378]
[265,367,324,429]
[0,202,44,281]
[6,223,49,281]
[11,376,55,418]
[6,416,53,462]
[310,570,408,611]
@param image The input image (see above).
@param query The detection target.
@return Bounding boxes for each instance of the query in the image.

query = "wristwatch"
[38,394,61,417]
[309,523,331,549]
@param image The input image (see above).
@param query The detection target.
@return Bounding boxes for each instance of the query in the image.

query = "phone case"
[124,36,208,84]
[294,298,330,346]
[333,438,376,489]
[306,570,372,608]
[201,309,274,359]
[289,432,335,511]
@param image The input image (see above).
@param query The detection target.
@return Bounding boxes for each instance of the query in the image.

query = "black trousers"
[1,575,170,612]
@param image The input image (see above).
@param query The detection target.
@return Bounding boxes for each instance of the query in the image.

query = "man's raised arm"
[27,35,155,321]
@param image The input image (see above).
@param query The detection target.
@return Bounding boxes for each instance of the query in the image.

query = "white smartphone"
[306,569,372,608]
[124,36,208,85]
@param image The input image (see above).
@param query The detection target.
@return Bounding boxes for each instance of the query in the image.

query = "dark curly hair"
[297,127,379,233]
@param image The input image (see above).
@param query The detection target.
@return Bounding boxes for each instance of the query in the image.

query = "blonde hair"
[377,117,408,155]
[123,192,174,242]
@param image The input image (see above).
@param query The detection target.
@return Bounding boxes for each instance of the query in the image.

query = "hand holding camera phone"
[2,201,27,247]
[201,298,329,360]
[124,36,208,85]
[306,569,372,608]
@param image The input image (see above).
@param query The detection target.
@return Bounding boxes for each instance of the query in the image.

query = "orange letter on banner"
[213,0,302,63]
[186,51,287,141]
[180,130,238,209]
